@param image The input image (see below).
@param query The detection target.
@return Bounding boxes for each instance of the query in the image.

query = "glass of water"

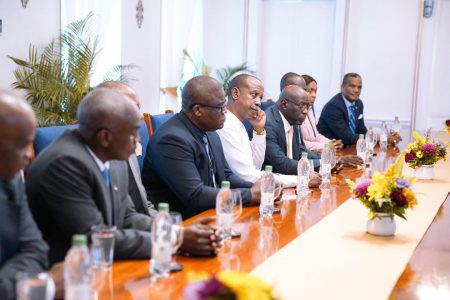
[91,225,116,270]
[16,272,55,300]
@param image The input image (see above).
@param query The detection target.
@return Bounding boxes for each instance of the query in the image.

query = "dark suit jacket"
[0,174,48,300]
[127,154,157,218]
[26,129,153,265]
[264,105,320,175]
[142,111,253,219]
[317,93,367,145]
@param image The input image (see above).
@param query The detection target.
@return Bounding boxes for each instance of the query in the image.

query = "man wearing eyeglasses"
[264,85,363,175]
[27,88,220,265]
[142,76,261,219]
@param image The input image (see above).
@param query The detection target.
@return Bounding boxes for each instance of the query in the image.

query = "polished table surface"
[98,140,450,300]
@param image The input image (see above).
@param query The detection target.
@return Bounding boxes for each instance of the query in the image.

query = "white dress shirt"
[86,146,110,173]
[218,111,297,187]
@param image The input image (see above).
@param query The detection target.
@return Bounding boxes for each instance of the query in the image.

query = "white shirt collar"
[341,94,354,108]
[279,110,292,134]
[86,146,110,172]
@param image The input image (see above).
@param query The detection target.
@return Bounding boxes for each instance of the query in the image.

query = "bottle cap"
[72,234,87,246]
[221,181,230,188]
[158,202,169,212]
[301,152,308,158]
[264,165,273,172]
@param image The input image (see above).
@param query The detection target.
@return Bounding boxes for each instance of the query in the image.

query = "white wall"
[0,0,60,90]
[344,0,420,126]
[122,0,162,114]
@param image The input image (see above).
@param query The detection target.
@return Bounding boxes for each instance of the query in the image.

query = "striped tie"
[349,104,357,133]
[202,135,217,188]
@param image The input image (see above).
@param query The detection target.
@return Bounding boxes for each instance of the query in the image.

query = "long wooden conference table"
[98,132,450,300]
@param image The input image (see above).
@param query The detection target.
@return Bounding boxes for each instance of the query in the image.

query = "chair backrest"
[143,112,175,137]
[33,124,78,157]
[137,119,150,170]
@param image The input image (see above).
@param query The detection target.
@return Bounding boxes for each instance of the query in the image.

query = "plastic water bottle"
[150,203,173,279]
[320,144,333,183]
[297,152,310,197]
[260,165,276,217]
[392,116,401,133]
[356,134,367,162]
[216,181,233,242]
[64,235,92,300]
[379,121,388,152]
[365,128,375,157]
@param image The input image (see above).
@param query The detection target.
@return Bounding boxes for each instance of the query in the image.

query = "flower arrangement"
[347,156,418,220]
[183,271,277,300]
[404,131,448,168]
[446,119,450,135]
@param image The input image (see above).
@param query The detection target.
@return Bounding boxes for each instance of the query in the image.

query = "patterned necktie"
[349,104,357,133]
[202,135,217,188]
[287,126,293,159]
[102,168,110,188]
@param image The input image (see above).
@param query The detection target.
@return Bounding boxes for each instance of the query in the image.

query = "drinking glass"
[16,272,55,300]
[91,225,116,270]
[231,190,242,238]
[169,212,184,272]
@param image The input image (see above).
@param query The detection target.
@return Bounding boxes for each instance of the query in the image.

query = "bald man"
[264,85,363,176]
[97,81,155,217]
[0,90,48,299]
[27,88,219,264]
[280,72,307,91]
[142,76,260,219]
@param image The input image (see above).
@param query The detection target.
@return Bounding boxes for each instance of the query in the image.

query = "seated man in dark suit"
[317,73,401,146]
[97,81,156,217]
[0,90,49,299]
[264,85,363,176]
[27,88,218,265]
[142,76,261,219]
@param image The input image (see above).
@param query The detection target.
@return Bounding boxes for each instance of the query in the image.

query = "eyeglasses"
[284,98,310,111]
[191,101,227,113]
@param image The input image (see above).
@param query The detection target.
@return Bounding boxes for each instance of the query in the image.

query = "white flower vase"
[415,165,435,180]
[366,213,396,236]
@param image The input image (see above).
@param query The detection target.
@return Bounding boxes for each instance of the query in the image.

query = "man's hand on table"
[180,217,219,256]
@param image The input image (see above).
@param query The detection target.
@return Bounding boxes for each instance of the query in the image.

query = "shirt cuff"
[253,129,266,136]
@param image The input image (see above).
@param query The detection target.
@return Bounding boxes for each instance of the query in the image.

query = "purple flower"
[391,190,407,207]
[183,277,228,300]
[396,178,410,189]
[355,179,371,197]
[421,143,436,156]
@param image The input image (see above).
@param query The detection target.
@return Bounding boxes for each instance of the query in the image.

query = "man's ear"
[231,87,240,101]
[192,105,202,117]
[97,129,112,148]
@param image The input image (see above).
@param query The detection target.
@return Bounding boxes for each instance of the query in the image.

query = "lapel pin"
[113,186,119,192]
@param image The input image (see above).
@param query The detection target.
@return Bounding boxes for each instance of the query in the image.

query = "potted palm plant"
[8,14,133,126]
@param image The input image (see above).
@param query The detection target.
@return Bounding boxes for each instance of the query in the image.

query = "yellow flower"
[218,271,274,300]
[413,131,426,144]
[403,188,418,208]
[416,151,423,158]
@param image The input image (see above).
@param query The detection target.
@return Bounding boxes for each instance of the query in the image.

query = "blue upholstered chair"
[143,112,175,137]
[33,124,78,157]
[136,119,150,170]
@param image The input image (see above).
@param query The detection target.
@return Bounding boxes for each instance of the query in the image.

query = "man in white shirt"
[217,74,321,188]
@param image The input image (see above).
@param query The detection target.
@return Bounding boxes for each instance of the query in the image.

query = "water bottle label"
[217,213,233,229]
[322,164,331,174]
[152,241,172,263]
[357,151,366,161]
[298,175,309,187]
[380,134,387,142]
[261,192,274,206]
